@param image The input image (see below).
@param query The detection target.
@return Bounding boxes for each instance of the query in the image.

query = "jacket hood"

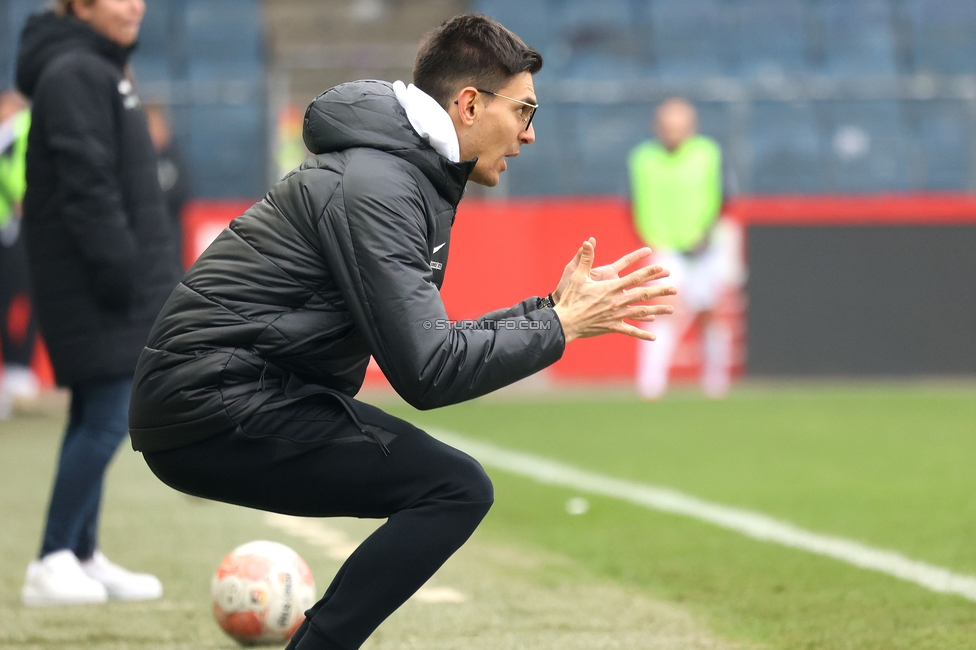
[303,80,476,207]
[16,11,133,98]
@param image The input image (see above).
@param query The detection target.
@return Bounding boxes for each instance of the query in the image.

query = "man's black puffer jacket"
[16,11,181,386]
[129,80,565,452]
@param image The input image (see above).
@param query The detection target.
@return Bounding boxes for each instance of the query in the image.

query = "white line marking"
[264,512,358,561]
[410,586,469,603]
[263,513,469,603]
[431,430,976,603]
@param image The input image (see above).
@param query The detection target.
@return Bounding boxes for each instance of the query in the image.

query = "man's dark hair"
[413,14,543,109]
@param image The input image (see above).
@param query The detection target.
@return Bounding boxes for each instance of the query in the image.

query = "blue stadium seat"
[729,0,807,79]
[559,55,642,80]
[184,0,263,80]
[130,1,173,83]
[818,0,896,77]
[822,100,908,192]
[510,100,734,197]
[548,0,640,79]
[696,102,734,161]
[506,102,581,196]
[904,0,976,75]
[471,0,552,54]
[3,0,46,86]
[1,3,10,87]
[749,101,823,193]
[188,102,266,197]
[907,100,972,190]
[649,0,731,80]
[557,0,633,41]
[574,103,652,195]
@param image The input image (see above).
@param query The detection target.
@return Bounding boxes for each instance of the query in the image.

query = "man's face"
[0,92,27,123]
[73,0,146,48]
[460,72,537,187]
[654,101,697,152]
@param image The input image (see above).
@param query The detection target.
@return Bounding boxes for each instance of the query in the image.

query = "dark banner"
[747,225,976,375]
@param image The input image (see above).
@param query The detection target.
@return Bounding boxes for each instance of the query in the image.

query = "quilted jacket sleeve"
[314,151,565,409]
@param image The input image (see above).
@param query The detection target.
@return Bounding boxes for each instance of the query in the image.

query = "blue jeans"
[40,377,133,560]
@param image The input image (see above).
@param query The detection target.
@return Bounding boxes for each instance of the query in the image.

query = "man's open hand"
[553,237,658,300]
[552,239,676,344]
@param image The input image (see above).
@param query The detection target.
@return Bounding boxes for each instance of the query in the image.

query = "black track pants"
[143,396,494,650]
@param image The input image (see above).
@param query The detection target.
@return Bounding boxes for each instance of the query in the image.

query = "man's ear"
[72,0,93,20]
[452,87,480,128]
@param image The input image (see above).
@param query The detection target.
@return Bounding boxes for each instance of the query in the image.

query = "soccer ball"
[211,540,317,646]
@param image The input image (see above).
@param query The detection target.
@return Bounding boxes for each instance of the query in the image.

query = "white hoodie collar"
[393,80,460,163]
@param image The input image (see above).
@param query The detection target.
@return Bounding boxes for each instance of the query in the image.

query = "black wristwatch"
[538,293,556,310]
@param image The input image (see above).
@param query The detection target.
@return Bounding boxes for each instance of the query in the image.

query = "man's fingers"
[645,267,671,283]
[615,264,669,290]
[615,323,656,341]
[573,245,585,265]
[611,247,653,273]
[563,245,585,275]
[574,239,596,278]
[625,304,674,320]
[625,285,677,305]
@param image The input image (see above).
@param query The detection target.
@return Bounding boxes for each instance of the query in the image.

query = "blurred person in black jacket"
[15,0,180,607]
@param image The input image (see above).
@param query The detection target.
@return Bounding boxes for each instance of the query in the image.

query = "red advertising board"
[34,193,975,390]
[175,194,976,389]
[179,196,747,387]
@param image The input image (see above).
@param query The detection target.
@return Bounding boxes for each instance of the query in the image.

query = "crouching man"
[129,14,675,650]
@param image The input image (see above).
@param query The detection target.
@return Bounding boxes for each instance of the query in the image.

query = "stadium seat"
[509,100,734,197]
[556,47,643,80]
[729,0,807,80]
[648,0,731,80]
[574,103,652,195]
[184,0,264,80]
[821,100,909,192]
[905,100,972,190]
[471,0,552,54]
[506,102,581,196]
[695,101,734,161]
[188,102,266,198]
[818,0,897,77]
[749,101,823,193]
[129,1,173,84]
[2,0,46,85]
[904,0,976,75]
[0,5,9,87]
[550,0,641,79]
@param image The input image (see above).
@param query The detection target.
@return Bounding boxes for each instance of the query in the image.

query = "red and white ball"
[211,540,316,646]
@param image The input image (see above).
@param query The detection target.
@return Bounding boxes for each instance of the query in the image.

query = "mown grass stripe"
[433,429,976,602]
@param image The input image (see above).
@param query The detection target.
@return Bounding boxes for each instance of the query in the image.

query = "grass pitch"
[384,382,976,650]
[2,382,975,649]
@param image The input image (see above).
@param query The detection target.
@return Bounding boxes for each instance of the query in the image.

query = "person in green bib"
[628,98,734,400]
[0,89,41,416]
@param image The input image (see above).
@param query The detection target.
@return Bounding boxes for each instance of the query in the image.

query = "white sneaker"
[21,550,109,607]
[2,364,40,402]
[80,550,163,601]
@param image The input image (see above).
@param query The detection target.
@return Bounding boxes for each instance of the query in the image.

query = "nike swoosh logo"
[432,243,446,254]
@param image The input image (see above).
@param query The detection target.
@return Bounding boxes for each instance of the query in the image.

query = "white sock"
[637,318,679,399]
[702,319,732,399]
